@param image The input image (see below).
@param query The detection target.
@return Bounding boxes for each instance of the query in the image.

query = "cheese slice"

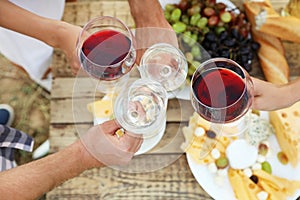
[269,101,300,167]
[87,99,113,119]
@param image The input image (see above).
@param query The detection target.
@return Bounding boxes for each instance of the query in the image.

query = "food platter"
[182,110,300,200]
[186,132,300,200]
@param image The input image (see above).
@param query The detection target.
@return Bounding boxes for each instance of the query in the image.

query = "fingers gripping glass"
[76,16,136,93]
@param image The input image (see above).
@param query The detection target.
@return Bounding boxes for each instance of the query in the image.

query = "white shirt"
[0,0,65,90]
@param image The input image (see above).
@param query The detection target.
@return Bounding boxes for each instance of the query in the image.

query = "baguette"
[250,28,289,84]
[244,0,300,44]
[244,1,290,84]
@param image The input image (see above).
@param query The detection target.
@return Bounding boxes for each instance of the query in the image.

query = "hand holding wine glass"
[76,16,136,93]
[139,43,188,96]
[113,78,168,154]
[191,58,254,137]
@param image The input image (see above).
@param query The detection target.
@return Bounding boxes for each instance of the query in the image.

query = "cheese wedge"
[87,99,113,119]
[269,101,300,167]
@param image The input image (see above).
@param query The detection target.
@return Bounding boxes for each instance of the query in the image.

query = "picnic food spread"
[182,111,300,200]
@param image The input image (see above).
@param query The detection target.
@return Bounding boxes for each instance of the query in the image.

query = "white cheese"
[226,139,258,169]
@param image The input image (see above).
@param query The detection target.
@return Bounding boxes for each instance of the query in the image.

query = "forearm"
[286,77,300,106]
[0,141,100,199]
[0,0,67,49]
[128,0,167,27]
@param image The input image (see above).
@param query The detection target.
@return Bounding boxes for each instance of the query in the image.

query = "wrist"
[286,78,300,106]
[74,140,104,169]
[129,0,167,28]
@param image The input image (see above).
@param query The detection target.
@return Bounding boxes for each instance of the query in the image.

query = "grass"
[0,54,50,164]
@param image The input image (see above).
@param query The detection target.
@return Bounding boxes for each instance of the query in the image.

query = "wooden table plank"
[50,85,194,124]
[46,155,212,200]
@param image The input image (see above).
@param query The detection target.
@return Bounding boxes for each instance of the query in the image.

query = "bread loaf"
[244,0,289,84]
[244,0,300,44]
[250,28,289,84]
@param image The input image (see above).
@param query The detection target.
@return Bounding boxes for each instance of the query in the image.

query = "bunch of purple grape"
[164,0,260,80]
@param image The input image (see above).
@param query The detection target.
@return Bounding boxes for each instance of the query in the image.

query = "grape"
[215,26,225,35]
[185,52,194,62]
[178,0,190,12]
[181,14,190,24]
[164,11,171,21]
[191,45,201,59]
[165,0,260,80]
[190,13,201,25]
[220,11,232,23]
[172,22,186,33]
[216,2,226,11]
[183,31,192,43]
[190,33,198,46]
[203,7,215,17]
[261,161,272,174]
[187,4,201,16]
[215,157,229,169]
[197,17,208,29]
[208,15,219,26]
[171,8,182,22]
[165,4,176,12]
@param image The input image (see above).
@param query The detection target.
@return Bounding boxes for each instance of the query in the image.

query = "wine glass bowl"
[76,16,136,92]
[114,78,168,138]
[139,43,188,96]
[190,58,253,136]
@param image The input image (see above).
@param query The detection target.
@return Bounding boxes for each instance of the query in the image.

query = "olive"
[206,130,217,138]
[250,175,259,184]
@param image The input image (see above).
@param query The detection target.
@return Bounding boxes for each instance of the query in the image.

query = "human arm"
[128,0,178,63]
[0,0,81,74]
[0,120,142,199]
[252,77,300,111]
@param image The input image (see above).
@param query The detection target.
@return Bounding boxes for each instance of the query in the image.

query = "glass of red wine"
[76,16,136,93]
[190,57,254,137]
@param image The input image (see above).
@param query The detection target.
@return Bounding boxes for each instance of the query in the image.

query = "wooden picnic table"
[47,0,299,199]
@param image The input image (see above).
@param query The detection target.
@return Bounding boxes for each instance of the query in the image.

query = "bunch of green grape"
[164,0,260,83]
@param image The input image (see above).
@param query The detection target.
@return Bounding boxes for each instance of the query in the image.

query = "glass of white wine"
[139,43,188,97]
[114,78,168,154]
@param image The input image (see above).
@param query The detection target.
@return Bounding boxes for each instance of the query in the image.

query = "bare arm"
[0,140,96,200]
[0,0,81,73]
[128,0,169,28]
[0,120,142,199]
[252,77,300,110]
[128,0,178,63]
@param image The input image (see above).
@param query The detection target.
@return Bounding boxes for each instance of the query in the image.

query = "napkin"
[0,125,34,171]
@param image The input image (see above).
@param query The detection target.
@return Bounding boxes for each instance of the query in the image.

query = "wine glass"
[114,78,168,155]
[139,43,188,97]
[76,16,136,93]
[190,57,254,137]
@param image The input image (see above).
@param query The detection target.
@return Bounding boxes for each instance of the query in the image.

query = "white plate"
[186,112,300,200]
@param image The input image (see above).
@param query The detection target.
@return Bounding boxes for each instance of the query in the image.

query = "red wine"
[192,67,248,123]
[80,29,134,80]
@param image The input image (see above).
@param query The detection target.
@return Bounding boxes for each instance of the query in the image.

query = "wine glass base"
[215,111,251,137]
[134,122,166,155]
[96,73,130,94]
